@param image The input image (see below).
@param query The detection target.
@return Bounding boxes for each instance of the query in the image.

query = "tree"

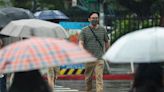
[11,0,33,10]
[0,0,5,7]
[11,0,66,12]
[116,0,164,26]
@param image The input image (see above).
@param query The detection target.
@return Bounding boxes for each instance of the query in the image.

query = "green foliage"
[86,0,97,3]
[11,0,32,9]
[105,0,163,44]
[11,0,65,11]
[110,16,160,44]
[0,0,6,6]
[37,0,64,10]
[116,0,164,17]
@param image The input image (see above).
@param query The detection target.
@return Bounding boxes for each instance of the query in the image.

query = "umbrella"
[103,27,164,63]
[34,10,69,20]
[0,11,11,28]
[0,37,96,73]
[0,7,34,28]
[0,19,69,38]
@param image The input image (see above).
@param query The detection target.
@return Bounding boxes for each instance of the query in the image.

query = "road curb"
[57,74,133,80]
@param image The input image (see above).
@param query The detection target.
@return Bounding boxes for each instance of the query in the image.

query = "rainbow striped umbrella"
[0,37,96,73]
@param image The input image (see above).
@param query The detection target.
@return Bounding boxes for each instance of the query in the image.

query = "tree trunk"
[31,0,37,13]
[160,1,164,27]
[64,0,71,10]
[160,16,164,27]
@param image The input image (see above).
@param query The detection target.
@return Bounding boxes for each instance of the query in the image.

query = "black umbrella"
[34,10,69,20]
[0,7,34,28]
[0,11,11,28]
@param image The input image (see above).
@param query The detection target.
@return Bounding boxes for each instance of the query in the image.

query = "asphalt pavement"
[54,63,133,92]
[55,80,132,92]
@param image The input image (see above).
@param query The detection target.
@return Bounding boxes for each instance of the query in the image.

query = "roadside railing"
[106,16,160,44]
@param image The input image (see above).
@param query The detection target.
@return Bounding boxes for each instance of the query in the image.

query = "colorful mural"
[59,22,89,75]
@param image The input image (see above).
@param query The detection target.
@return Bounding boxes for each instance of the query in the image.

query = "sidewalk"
[57,74,133,80]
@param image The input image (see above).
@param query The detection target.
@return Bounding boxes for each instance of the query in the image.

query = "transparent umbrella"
[103,27,164,63]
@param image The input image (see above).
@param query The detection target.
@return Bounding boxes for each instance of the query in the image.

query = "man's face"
[89,13,98,21]
[88,13,99,26]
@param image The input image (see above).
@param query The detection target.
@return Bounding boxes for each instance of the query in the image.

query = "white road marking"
[54,85,79,92]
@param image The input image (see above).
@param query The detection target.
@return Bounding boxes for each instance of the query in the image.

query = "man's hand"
[105,40,110,51]
[79,40,84,49]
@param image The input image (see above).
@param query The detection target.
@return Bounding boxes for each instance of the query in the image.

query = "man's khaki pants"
[85,60,104,92]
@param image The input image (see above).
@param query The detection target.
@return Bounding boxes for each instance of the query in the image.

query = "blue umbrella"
[34,10,69,20]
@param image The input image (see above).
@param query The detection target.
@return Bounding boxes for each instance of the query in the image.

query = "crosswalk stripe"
[55,88,71,90]
[55,85,63,88]
[54,85,79,92]
[55,90,79,91]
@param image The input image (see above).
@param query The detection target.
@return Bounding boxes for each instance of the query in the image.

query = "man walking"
[79,12,109,92]
[0,39,7,92]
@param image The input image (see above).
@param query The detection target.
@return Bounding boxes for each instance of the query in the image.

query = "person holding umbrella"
[0,7,34,91]
[0,19,69,89]
[102,27,164,92]
[129,63,164,92]
[8,70,52,92]
[0,38,96,92]
[0,38,7,92]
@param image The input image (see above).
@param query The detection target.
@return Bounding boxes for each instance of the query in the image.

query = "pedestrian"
[0,28,7,92]
[45,19,60,89]
[47,67,59,89]
[8,70,52,92]
[0,30,21,91]
[79,12,110,92]
[0,74,6,92]
[129,63,164,92]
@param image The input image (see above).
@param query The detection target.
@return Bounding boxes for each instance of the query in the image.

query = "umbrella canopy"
[103,27,164,63]
[0,11,11,28]
[0,7,34,28]
[34,10,69,20]
[0,19,69,38]
[0,37,96,73]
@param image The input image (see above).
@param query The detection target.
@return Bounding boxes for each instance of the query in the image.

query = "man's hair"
[88,12,99,18]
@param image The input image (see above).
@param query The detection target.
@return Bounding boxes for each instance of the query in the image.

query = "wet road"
[54,63,134,92]
[55,80,132,92]
[53,62,164,92]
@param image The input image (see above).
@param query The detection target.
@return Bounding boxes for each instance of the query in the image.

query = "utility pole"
[72,0,77,7]
[99,0,105,26]
[99,0,111,74]
[98,0,104,26]
[32,0,37,12]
